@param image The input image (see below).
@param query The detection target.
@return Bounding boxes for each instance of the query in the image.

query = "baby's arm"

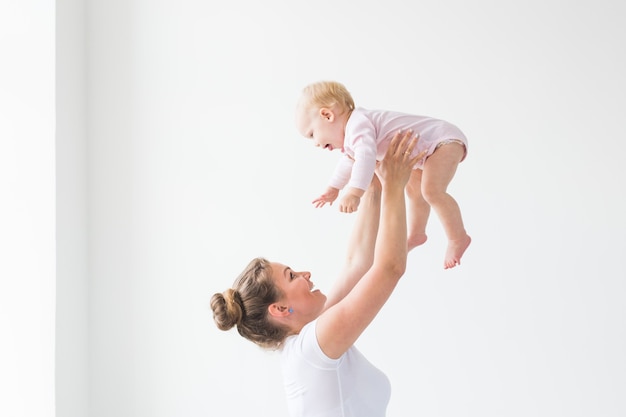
[313,155,353,208]
[338,187,365,213]
[339,136,377,213]
[312,186,340,208]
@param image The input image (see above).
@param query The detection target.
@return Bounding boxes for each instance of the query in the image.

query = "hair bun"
[210,288,243,331]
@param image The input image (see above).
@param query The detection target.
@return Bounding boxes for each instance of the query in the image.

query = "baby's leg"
[422,142,471,269]
[406,169,430,251]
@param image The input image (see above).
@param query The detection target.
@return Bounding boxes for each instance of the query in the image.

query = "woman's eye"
[290,272,295,280]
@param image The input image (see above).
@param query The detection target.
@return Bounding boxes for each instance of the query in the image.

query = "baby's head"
[297,81,355,116]
[295,81,356,151]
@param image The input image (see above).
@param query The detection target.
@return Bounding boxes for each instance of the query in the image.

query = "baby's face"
[295,102,345,152]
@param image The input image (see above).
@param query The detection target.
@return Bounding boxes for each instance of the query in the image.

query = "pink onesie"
[328,107,468,192]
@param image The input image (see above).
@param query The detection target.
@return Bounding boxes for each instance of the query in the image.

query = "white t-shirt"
[280,319,391,417]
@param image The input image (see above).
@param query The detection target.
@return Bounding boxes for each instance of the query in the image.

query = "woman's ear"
[268,303,291,318]
[319,108,334,122]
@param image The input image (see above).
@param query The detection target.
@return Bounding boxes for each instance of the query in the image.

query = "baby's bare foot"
[407,233,428,252]
[444,234,471,269]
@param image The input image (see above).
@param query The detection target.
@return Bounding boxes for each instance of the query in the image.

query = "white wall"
[0,2,56,417]
[68,0,626,416]
[56,0,88,417]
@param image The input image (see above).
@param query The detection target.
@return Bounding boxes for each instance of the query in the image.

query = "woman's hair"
[210,257,289,350]
[301,80,355,114]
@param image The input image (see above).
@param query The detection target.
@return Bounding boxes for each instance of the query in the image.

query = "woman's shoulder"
[282,320,341,366]
[283,320,317,350]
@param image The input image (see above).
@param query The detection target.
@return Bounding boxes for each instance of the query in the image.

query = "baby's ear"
[319,108,334,122]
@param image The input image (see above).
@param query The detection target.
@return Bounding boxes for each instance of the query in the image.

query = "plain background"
[3,1,626,417]
[1,1,56,417]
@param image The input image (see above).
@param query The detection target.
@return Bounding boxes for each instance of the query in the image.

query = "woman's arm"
[322,174,381,310]
[316,130,421,359]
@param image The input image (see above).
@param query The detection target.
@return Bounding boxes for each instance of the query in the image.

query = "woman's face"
[270,261,326,321]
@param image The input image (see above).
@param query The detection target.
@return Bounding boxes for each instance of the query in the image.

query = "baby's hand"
[312,187,339,208]
[339,193,361,213]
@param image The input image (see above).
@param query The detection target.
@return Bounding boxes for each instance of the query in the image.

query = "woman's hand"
[376,130,423,188]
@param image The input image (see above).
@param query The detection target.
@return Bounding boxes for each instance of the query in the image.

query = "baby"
[295,80,471,269]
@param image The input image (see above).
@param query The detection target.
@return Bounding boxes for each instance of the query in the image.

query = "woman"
[211,130,422,417]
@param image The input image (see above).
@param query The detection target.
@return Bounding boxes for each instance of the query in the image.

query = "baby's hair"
[301,80,355,114]
[210,257,289,350]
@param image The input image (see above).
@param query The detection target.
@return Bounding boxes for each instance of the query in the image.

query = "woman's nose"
[296,271,311,280]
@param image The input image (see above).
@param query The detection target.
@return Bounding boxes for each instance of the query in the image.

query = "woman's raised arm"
[322,174,381,311]
[316,130,422,359]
